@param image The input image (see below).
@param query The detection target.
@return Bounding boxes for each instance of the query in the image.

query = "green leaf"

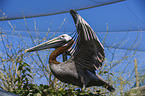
[43,85,49,89]
[18,82,22,87]
[40,84,43,87]
[110,73,114,76]
[104,71,108,74]
[26,67,31,72]
[59,88,64,91]
[18,49,23,53]
[14,78,18,84]
[22,75,26,80]
[25,77,28,82]
[23,62,30,67]
[33,93,41,96]
[98,71,102,75]
[26,73,32,78]
[18,66,23,70]
[22,70,26,74]
[79,92,87,95]
[19,60,23,64]
[32,84,38,88]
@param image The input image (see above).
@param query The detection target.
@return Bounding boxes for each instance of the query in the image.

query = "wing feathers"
[71,10,105,72]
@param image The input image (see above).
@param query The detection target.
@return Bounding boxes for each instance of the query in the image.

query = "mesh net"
[0,0,124,20]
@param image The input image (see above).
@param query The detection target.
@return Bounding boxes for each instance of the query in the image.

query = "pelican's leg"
[81,76,87,91]
[62,52,68,62]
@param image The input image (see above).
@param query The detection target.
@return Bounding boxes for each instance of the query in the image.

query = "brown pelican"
[25,10,115,92]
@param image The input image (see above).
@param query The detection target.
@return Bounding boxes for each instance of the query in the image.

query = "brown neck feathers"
[49,39,74,64]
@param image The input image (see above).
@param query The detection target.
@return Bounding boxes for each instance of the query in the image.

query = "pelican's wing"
[70,10,105,72]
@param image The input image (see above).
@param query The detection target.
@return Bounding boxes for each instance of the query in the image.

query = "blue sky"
[0,0,145,51]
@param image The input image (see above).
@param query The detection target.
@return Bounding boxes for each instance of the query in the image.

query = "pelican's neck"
[49,40,74,64]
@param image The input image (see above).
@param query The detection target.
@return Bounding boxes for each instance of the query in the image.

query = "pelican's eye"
[61,35,65,38]
[58,35,66,41]
[59,35,65,39]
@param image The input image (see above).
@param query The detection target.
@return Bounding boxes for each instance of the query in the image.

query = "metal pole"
[134,59,139,87]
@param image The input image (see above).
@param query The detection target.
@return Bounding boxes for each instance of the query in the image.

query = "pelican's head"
[25,34,72,52]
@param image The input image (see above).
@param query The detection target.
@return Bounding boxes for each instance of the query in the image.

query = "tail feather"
[104,83,115,92]
[86,70,115,92]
